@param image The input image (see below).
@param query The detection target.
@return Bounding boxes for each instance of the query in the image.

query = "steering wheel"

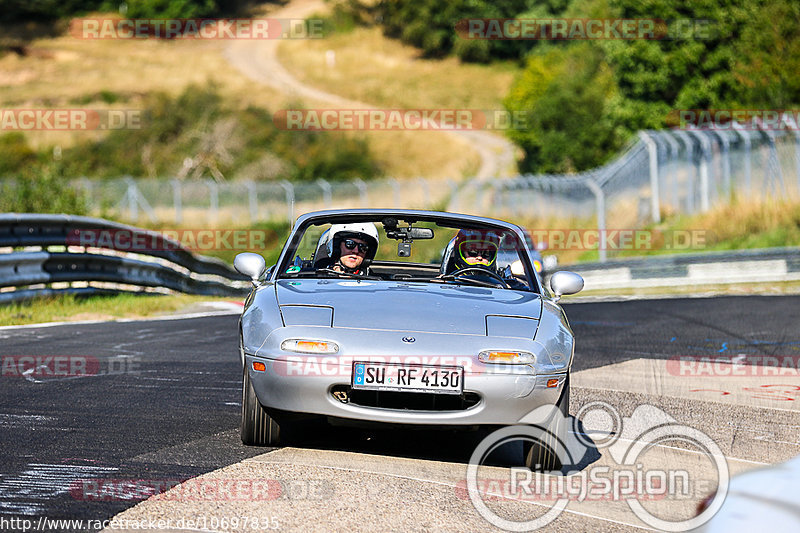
[446,267,510,289]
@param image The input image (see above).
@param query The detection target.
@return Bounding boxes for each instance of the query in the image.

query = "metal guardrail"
[0,214,249,303]
[556,247,800,291]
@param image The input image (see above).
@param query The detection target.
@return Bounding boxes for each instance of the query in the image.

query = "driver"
[440,229,529,289]
[315,222,379,276]
[447,229,501,273]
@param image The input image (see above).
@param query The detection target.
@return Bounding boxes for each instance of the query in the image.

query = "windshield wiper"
[436,274,501,288]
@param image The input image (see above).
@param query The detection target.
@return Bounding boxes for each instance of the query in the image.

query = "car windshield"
[275,215,538,292]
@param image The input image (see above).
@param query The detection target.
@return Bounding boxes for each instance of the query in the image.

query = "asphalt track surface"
[1,295,799,531]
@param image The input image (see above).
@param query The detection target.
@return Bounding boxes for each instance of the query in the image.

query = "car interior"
[277,216,537,291]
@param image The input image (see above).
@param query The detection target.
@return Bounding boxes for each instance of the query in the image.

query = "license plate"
[351,362,463,395]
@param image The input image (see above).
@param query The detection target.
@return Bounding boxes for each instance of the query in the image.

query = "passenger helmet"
[323,222,380,266]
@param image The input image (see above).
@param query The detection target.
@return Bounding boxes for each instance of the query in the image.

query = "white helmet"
[316,222,380,265]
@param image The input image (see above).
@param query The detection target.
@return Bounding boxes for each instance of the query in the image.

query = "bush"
[10,84,381,183]
[0,163,87,214]
[0,0,253,23]
[506,44,623,173]
[0,133,38,176]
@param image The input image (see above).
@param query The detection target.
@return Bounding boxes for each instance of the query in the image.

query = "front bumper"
[245,354,566,426]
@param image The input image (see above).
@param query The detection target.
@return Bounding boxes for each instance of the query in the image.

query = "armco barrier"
[0,214,249,302]
[558,247,800,291]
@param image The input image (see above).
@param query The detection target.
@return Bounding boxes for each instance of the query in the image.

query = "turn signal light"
[547,378,559,388]
[281,339,339,354]
[252,361,266,372]
[478,350,535,364]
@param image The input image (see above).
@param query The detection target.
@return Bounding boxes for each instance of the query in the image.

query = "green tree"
[506,43,622,173]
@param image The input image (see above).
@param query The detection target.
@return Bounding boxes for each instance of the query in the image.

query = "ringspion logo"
[466,402,729,531]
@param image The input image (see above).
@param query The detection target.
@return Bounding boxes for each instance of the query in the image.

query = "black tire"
[241,366,281,446]
[523,375,570,471]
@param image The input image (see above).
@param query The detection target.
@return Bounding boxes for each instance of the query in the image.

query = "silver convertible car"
[234,209,583,468]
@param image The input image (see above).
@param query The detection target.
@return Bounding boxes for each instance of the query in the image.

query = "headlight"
[478,350,535,364]
[280,339,339,354]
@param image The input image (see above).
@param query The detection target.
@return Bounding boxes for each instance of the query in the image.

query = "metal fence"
[73,177,452,227]
[56,121,800,261]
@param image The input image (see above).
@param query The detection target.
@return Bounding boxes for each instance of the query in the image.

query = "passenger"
[315,223,379,275]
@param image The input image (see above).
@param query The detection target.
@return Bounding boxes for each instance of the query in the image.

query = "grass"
[141,219,292,266]
[0,293,240,327]
[508,197,800,265]
[278,26,518,111]
[0,3,490,179]
[277,24,520,177]
[0,34,283,151]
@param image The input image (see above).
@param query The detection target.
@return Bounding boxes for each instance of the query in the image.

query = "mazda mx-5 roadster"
[234,209,583,469]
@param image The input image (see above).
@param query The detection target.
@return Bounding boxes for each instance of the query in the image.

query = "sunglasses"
[464,248,495,260]
[343,239,369,253]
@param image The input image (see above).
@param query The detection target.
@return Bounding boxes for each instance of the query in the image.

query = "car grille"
[330,385,481,411]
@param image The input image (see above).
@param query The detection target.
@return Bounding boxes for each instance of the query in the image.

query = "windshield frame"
[270,209,542,293]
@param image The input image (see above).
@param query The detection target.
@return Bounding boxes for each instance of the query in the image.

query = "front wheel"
[523,375,570,471]
[241,366,281,446]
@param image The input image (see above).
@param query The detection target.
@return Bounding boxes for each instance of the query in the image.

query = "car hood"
[275,279,542,336]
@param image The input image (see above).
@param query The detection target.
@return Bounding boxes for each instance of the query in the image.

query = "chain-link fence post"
[688,131,712,211]
[710,130,733,200]
[673,130,696,213]
[658,132,680,211]
[388,178,400,207]
[731,122,752,192]
[448,180,459,212]
[585,176,607,263]
[415,177,430,209]
[316,178,332,208]
[171,179,182,225]
[244,180,258,222]
[353,178,368,207]
[280,180,295,223]
[639,132,661,223]
[781,113,800,194]
[208,179,219,224]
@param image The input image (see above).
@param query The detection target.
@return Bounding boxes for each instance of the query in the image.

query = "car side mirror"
[234,253,266,286]
[549,271,584,302]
